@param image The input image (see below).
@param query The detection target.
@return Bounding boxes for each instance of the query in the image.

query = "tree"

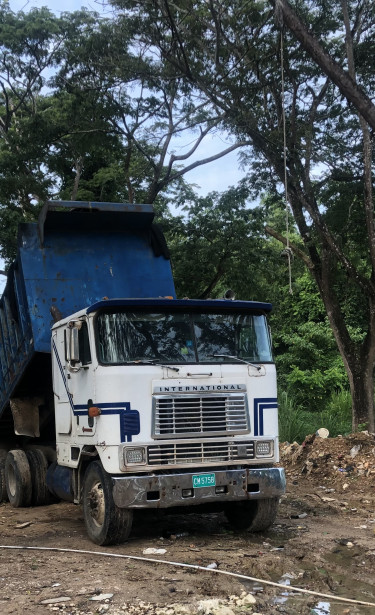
[272,271,347,411]
[53,14,251,204]
[112,0,375,431]
[0,5,250,264]
[0,7,120,260]
[257,195,348,410]
[159,182,267,299]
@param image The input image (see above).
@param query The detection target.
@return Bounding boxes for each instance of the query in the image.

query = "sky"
[0,0,247,294]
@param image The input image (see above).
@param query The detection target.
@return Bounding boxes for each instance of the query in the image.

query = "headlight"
[256,440,273,457]
[125,447,146,465]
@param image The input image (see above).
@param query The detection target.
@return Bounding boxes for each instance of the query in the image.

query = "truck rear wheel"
[27,449,52,506]
[83,461,133,545]
[225,497,279,532]
[0,450,8,502]
[5,450,32,508]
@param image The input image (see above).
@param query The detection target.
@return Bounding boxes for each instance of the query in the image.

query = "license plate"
[192,473,216,488]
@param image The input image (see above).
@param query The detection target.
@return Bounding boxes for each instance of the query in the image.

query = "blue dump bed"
[0,201,175,414]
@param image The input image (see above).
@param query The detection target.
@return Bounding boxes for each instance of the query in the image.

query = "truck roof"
[85,298,273,313]
[52,298,272,329]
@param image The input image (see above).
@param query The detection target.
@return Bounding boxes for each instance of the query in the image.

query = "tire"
[0,450,8,502]
[225,497,279,532]
[26,449,52,506]
[5,450,32,508]
[83,461,133,546]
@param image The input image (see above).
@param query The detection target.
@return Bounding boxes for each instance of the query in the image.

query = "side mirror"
[67,321,82,365]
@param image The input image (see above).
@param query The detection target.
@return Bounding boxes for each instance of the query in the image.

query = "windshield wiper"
[128,359,179,372]
[211,354,262,371]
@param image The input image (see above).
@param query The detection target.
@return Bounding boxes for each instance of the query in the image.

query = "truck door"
[52,330,72,435]
[65,320,97,438]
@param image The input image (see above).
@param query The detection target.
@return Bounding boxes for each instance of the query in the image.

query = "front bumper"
[112,467,286,509]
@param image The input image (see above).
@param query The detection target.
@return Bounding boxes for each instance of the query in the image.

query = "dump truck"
[0,201,285,544]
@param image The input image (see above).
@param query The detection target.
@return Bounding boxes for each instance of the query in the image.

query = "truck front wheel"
[83,461,133,545]
[225,497,279,532]
[5,450,32,507]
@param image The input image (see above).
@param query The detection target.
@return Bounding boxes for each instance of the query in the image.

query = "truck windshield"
[96,310,272,365]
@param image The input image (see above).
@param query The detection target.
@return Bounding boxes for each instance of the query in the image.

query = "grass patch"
[319,390,352,437]
[278,391,313,443]
[278,389,353,443]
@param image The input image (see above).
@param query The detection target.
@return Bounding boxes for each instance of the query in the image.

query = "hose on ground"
[0,544,374,608]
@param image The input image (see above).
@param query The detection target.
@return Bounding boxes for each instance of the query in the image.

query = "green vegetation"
[1,1,375,432]
[278,390,354,444]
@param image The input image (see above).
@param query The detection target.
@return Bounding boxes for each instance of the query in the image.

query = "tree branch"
[166,141,251,183]
[270,0,375,130]
[264,225,313,270]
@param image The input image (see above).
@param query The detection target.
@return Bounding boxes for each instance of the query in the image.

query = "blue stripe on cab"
[253,398,278,436]
[73,402,140,442]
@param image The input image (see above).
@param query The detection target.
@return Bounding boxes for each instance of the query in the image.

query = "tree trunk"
[347,360,375,433]
[317,295,375,433]
[267,222,375,432]
[298,236,375,433]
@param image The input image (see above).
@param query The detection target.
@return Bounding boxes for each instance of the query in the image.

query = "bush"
[278,391,313,443]
[275,320,347,413]
[319,390,352,437]
[278,389,353,443]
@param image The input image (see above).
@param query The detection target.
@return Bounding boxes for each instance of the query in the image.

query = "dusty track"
[0,434,375,615]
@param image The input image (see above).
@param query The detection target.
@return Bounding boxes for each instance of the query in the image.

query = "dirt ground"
[0,432,375,615]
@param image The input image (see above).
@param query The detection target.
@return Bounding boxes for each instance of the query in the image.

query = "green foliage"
[278,390,353,443]
[0,7,100,262]
[278,391,311,444]
[0,5,234,264]
[160,183,267,300]
[276,319,347,411]
[319,390,353,437]
[115,0,375,429]
[266,263,347,411]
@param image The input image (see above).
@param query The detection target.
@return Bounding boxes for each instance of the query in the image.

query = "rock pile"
[280,431,375,482]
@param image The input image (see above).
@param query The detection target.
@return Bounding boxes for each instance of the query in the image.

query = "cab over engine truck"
[0,201,285,545]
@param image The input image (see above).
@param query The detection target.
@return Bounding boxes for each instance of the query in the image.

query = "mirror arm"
[67,360,81,373]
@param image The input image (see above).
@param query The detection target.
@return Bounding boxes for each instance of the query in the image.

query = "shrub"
[278,389,353,443]
[278,391,313,443]
[318,390,352,437]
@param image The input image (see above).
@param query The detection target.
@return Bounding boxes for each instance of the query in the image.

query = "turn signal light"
[88,406,101,417]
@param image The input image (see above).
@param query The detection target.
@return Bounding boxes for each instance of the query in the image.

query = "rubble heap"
[280,431,375,482]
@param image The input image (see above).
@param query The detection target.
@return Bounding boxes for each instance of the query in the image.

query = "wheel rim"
[7,464,16,497]
[88,481,106,528]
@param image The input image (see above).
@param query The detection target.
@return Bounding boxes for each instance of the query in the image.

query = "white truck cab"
[51,298,285,544]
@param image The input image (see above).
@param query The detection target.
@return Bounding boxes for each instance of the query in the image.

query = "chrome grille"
[152,393,249,438]
[147,440,255,465]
